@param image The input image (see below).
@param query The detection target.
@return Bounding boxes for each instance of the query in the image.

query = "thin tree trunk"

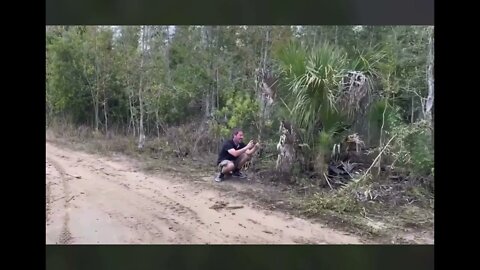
[263,27,269,72]
[103,100,108,135]
[94,94,99,132]
[261,26,270,121]
[163,26,171,85]
[128,93,136,137]
[378,99,387,175]
[89,84,100,132]
[103,75,108,135]
[92,28,100,132]
[411,96,414,124]
[378,76,390,175]
[425,29,434,123]
[157,26,169,138]
[138,84,145,149]
[204,26,211,118]
[205,92,210,118]
[425,27,434,145]
[138,26,146,149]
[211,27,217,116]
[155,110,160,138]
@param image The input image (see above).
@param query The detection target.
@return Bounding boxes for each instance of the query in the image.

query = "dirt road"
[46,142,361,244]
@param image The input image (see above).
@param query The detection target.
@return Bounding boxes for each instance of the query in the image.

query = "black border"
[46,245,434,270]
[38,1,438,269]
[46,0,434,25]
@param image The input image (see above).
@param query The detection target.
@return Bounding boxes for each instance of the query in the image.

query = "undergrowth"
[300,172,434,232]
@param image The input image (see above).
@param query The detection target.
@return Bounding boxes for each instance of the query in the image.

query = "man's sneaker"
[232,170,247,179]
[214,172,225,182]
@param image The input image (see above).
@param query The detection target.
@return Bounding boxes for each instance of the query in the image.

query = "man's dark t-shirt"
[217,139,246,165]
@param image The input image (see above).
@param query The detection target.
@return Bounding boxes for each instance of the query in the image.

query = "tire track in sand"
[46,156,73,244]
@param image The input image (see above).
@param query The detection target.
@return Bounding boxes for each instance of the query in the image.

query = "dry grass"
[298,170,434,238]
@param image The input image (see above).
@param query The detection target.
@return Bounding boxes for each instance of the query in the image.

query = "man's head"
[232,128,244,143]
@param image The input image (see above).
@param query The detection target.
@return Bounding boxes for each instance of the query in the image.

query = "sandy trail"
[46,142,361,244]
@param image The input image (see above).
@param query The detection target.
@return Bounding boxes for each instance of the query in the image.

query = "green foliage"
[274,40,385,165]
[367,99,405,138]
[154,88,188,124]
[388,119,434,175]
[367,100,434,175]
[46,26,434,177]
[215,91,260,139]
[275,41,348,149]
[318,131,333,150]
[47,28,93,123]
[347,45,386,78]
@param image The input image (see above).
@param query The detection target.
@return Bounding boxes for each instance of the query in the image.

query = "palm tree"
[274,40,384,174]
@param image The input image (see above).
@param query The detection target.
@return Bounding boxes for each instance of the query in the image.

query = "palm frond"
[276,41,352,148]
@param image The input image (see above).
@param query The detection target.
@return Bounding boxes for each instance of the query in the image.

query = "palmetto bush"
[275,41,384,169]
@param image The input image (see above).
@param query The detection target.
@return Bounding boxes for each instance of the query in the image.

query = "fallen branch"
[226,205,244,210]
[67,173,82,179]
[209,201,228,210]
[324,173,333,190]
[362,207,374,222]
[50,195,66,203]
[358,134,397,182]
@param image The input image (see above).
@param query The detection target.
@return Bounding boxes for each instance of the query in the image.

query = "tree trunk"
[92,28,100,132]
[94,97,99,132]
[210,27,216,116]
[138,26,146,149]
[276,122,296,175]
[276,144,295,172]
[259,27,271,121]
[263,27,269,72]
[216,68,219,111]
[425,28,434,123]
[425,27,434,145]
[163,26,172,85]
[411,95,414,124]
[205,91,210,118]
[128,92,136,137]
[138,81,145,148]
[103,100,108,135]
[155,110,160,138]
[204,26,212,118]
[103,75,108,135]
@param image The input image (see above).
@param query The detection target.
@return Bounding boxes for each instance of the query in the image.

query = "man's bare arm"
[228,141,254,157]
[245,143,259,155]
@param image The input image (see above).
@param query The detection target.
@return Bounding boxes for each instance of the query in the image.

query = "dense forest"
[46,26,434,227]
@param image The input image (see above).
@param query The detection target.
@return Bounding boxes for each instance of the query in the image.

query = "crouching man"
[215,128,260,182]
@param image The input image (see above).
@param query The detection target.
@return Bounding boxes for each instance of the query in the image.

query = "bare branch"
[358,134,398,182]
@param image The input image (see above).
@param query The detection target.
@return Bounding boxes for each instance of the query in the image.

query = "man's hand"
[246,140,254,149]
